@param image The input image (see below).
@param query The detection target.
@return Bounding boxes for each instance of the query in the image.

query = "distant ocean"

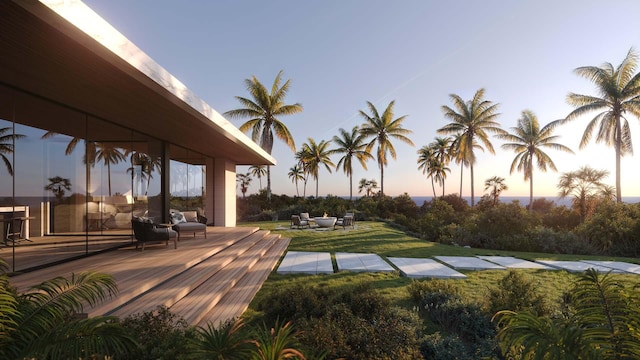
[409,196,640,207]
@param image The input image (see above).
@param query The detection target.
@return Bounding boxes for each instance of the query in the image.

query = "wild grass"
[243,220,640,315]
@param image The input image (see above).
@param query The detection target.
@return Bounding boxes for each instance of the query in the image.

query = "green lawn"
[242,220,640,312]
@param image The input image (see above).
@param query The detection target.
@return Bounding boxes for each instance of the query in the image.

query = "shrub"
[120,306,195,360]
[407,278,460,307]
[419,333,470,360]
[575,201,640,256]
[256,285,334,325]
[487,270,550,316]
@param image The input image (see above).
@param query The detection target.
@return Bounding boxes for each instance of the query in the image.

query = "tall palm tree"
[294,149,311,198]
[331,126,373,201]
[449,132,470,199]
[437,88,504,206]
[497,110,574,210]
[563,48,640,203]
[484,176,508,206]
[287,164,304,197]
[299,138,334,198]
[417,145,450,198]
[359,100,414,196]
[249,165,267,190]
[0,127,25,176]
[429,137,453,196]
[224,70,303,201]
[558,166,613,222]
[95,143,126,196]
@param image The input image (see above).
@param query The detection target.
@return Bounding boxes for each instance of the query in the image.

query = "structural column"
[209,157,236,227]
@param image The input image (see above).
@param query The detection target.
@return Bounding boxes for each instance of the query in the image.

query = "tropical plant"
[298,138,334,198]
[359,100,414,196]
[95,143,126,196]
[358,178,378,197]
[287,164,304,197]
[495,269,640,359]
[0,262,135,359]
[438,88,504,205]
[224,70,303,201]
[251,320,305,360]
[331,126,373,201]
[429,136,453,195]
[0,127,25,176]
[189,318,255,360]
[294,149,311,198]
[237,172,252,199]
[44,176,72,202]
[558,166,613,222]
[497,110,574,210]
[484,176,508,206]
[249,165,267,190]
[563,48,640,203]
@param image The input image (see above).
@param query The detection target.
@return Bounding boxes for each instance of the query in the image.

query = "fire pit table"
[314,216,337,228]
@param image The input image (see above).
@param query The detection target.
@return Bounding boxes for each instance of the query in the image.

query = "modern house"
[1,0,275,273]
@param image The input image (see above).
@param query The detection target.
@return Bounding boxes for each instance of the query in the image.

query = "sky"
[82,0,640,200]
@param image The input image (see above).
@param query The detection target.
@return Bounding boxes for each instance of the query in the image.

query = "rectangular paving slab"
[335,253,395,273]
[435,256,506,270]
[387,257,466,278]
[535,260,622,273]
[277,251,334,274]
[580,260,640,275]
[477,256,552,269]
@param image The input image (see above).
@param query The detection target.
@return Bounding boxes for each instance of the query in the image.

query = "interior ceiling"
[0,1,273,166]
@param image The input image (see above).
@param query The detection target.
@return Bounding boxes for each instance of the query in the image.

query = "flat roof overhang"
[0,0,275,166]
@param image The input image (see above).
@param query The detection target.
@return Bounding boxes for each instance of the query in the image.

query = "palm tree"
[429,137,453,196]
[95,143,126,196]
[563,48,640,203]
[558,166,612,222]
[438,88,504,206]
[0,127,26,176]
[224,71,303,201]
[484,176,508,206]
[359,100,414,196]
[358,178,378,197]
[236,172,252,199]
[294,148,311,198]
[417,145,442,198]
[45,176,72,202]
[331,126,373,201]
[0,262,135,359]
[299,138,334,198]
[287,165,304,197]
[497,110,574,210]
[249,165,267,190]
[449,133,470,199]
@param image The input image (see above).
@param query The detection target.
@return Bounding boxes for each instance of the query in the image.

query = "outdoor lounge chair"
[290,215,310,229]
[335,213,355,229]
[131,217,177,250]
[170,210,207,241]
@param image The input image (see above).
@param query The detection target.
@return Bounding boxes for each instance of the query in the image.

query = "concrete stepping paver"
[535,260,622,273]
[387,257,466,278]
[580,260,640,275]
[277,251,333,274]
[435,256,506,270]
[477,256,552,269]
[335,253,394,273]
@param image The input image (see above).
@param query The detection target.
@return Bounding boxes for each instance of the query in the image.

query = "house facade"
[0,0,274,272]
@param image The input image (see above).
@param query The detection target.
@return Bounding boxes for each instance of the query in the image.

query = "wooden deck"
[9,226,290,326]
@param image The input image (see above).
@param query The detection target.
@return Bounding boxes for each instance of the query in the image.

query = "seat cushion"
[173,222,206,231]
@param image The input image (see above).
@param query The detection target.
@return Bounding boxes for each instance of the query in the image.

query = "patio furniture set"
[290,212,355,230]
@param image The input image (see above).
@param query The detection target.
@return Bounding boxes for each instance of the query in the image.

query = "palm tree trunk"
[315,175,319,198]
[266,165,272,201]
[615,118,622,202]
[529,170,533,212]
[107,161,112,196]
[470,163,475,206]
[431,179,436,199]
[349,172,353,202]
[442,179,445,197]
[295,179,299,197]
[380,161,384,196]
[459,165,463,199]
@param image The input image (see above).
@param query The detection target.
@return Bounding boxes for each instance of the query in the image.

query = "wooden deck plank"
[109,230,270,317]
[170,233,279,325]
[200,236,290,326]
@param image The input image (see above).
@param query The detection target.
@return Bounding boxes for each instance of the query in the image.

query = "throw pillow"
[171,211,187,224]
[183,211,198,222]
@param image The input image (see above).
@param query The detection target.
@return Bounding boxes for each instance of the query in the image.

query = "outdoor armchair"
[131,217,177,250]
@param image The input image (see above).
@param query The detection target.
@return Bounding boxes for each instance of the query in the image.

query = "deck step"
[109,230,273,317]
[198,235,290,326]
[170,232,282,325]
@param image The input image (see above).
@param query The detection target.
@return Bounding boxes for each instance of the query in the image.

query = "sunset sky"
[83,0,640,200]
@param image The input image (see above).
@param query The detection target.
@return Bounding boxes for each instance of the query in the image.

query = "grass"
[242,220,640,315]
